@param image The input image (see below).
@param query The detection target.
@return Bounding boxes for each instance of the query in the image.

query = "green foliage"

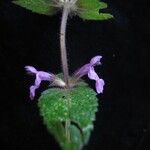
[77,0,113,20]
[12,0,113,20]
[38,81,98,150]
[77,0,108,10]
[78,11,113,20]
[13,0,55,15]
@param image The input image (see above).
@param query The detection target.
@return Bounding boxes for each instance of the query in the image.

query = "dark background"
[0,0,150,150]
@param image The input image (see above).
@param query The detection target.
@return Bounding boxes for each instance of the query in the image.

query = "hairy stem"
[65,91,71,143]
[65,118,71,142]
[60,6,71,143]
[60,6,70,88]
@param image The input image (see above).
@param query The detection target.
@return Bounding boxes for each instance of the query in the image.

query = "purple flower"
[74,56,104,94]
[25,66,55,100]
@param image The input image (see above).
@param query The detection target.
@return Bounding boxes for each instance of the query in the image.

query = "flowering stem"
[60,5,70,88]
[60,5,71,144]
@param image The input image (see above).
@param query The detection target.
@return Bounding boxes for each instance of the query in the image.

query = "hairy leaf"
[13,0,55,15]
[12,0,113,21]
[77,0,113,20]
[77,0,108,9]
[38,81,98,150]
[79,11,113,20]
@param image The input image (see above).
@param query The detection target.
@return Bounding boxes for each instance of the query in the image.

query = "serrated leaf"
[79,11,113,20]
[77,0,108,10]
[38,81,98,150]
[77,0,113,20]
[13,0,55,16]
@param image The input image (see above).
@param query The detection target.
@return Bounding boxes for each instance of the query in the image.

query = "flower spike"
[73,56,104,94]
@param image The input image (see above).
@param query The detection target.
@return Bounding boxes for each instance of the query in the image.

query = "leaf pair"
[13,0,113,20]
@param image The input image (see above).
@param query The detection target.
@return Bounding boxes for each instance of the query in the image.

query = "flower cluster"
[25,56,104,100]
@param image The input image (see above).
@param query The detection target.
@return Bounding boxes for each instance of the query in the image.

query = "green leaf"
[77,0,108,10]
[13,0,56,16]
[77,0,113,20]
[38,80,98,150]
[79,11,113,20]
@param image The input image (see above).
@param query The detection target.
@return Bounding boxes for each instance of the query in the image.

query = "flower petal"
[90,55,102,66]
[35,74,42,86]
[95,78,105,94]
[25,66,38,74]
[88,67,99,80]
[25,66,56,100]
[29,85,38,100]
[30,72,54,100]
[38,71,54,81]
[74,64,90,78]
[88,66,104,94]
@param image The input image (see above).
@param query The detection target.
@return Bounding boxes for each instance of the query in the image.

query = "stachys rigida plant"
[13,0,113,149]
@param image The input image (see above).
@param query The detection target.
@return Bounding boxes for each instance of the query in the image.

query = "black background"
[0,0,150,150]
